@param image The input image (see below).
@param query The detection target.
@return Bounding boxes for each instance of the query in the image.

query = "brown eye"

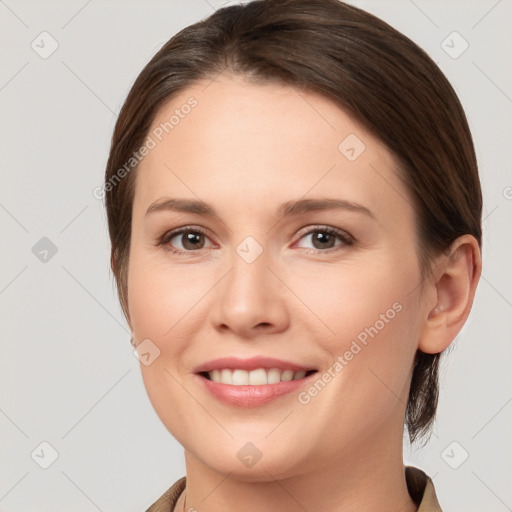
[160,227,213,254]
[310,231,337,249]
[177,231,205,250]
[295,226,354,252]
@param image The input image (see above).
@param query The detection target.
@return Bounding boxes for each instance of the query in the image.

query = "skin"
[127,74,481,512]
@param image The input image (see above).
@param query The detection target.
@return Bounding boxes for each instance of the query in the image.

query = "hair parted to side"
[104,0,482,444]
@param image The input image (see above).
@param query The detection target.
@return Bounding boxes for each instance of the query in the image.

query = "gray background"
[1,0,511,510]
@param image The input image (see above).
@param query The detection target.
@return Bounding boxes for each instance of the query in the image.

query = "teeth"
[220,369,231,384]
[249,368,267,385]
[267,368,281,384]
[281,369,294,381]
[232,369,249,385]
[207,368,308,385]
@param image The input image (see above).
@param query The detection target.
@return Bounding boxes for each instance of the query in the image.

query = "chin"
[187,437,308,481]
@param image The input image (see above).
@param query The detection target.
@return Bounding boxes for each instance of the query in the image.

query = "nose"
[209,248,290,339]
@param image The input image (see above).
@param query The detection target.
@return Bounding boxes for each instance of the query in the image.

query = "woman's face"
[128,75,430,478]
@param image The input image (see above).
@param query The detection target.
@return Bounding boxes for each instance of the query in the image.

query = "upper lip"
[193,356,316,374]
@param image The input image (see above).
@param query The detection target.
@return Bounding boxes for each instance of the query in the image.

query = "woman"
[104,0,482,510]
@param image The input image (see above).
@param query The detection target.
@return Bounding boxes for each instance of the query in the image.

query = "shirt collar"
[145,466,443,511]
[405,465,443,511]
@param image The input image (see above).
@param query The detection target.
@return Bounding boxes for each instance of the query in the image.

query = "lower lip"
[195,372,317,407]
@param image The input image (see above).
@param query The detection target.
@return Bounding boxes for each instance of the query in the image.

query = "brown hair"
[104,0,482,444]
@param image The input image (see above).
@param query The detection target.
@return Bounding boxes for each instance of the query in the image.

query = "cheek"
[334,304,418,440]
[288,252,419,343]
[127,265,168,339]
[128,249,207,339]
[288,254,420,408]
[127,253,208,440]
[127,251,225,396]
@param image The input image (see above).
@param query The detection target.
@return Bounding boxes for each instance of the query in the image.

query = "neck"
[178,424,417,512]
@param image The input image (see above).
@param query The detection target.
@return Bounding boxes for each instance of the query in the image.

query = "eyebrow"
[145,197,375,219]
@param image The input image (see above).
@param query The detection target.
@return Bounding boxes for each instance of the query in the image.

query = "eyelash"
[157,225,355,256]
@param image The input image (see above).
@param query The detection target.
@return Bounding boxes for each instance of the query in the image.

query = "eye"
[157,225,354,255]
[294,226,354,252]
[158,226,214,254]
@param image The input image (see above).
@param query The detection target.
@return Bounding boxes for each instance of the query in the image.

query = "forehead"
[144,74,379,161]
[133,74,410,222]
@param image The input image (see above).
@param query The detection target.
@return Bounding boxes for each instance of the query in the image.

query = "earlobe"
[418,235,482,354]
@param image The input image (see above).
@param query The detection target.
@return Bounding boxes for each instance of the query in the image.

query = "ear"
[418,235,482,354]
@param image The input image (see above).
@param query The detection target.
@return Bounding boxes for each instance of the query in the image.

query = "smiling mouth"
[199,368,318,385]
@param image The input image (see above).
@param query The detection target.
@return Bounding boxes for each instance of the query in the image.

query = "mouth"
[194,367,319,407]
[198,368,318,385]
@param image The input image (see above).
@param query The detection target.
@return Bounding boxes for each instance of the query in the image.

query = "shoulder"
[145,476,186,512]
